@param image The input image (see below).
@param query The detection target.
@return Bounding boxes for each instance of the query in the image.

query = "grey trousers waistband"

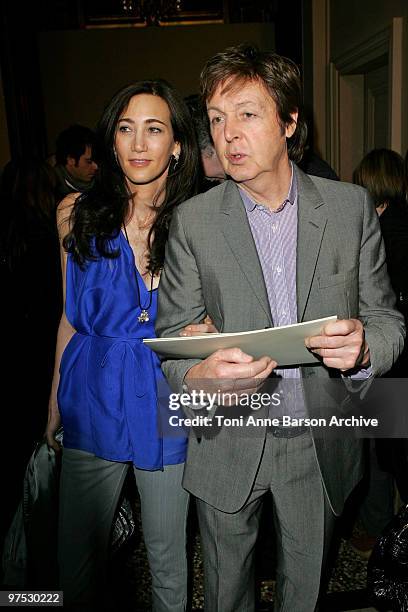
[269,425,308,439]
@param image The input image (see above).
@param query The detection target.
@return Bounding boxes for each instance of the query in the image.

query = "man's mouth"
[226,153,247,163]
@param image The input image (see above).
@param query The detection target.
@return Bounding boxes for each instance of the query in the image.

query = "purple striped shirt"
[239,165,306,418]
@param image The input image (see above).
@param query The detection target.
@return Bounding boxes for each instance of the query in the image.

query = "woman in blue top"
[45,80,201,611]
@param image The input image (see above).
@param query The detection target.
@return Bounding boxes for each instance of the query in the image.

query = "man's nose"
[224,117,240,142]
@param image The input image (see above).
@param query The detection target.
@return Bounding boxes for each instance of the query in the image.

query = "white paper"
[144,316,337,366]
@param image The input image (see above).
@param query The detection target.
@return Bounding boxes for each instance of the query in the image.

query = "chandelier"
[121,0,182,25]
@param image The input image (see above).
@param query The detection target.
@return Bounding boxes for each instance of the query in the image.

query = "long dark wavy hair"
[64,79,200,274]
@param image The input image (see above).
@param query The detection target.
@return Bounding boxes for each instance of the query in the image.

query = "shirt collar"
[239,162,297,213]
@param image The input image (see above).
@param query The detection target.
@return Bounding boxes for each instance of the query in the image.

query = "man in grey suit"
[156,44,405,611]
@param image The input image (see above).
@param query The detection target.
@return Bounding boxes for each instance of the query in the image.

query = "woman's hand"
[45,396,62,452]
[180,315,218,337]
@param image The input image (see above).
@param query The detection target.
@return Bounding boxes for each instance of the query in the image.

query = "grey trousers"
[196,432,335,612]
[359,439,394,536]
[58,448,189,611]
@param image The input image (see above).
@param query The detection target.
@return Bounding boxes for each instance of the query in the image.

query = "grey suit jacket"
[156,166,405,515]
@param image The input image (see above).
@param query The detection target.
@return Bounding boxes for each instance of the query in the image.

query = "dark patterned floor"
[110,491,372,612]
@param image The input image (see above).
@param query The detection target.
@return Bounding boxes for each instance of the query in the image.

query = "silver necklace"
[123,225,154,323]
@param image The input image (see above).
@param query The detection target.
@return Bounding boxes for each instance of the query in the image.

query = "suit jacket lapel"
[220,181,273,324]
[295,167,328,321]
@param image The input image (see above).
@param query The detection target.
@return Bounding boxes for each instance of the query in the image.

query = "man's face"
[66,145,98,183]
[207,79,297,190]
[201,145,226,181]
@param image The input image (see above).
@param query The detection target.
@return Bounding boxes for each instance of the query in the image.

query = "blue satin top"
[57,231,187,470]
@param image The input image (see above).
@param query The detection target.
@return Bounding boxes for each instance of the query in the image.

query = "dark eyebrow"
[118,117,167,126]
[207,100,259,113]
[146,118,167,126]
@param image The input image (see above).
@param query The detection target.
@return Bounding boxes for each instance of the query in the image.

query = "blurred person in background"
[53,124,98,199]
[0,157,61,547]
[185,94,226,192]
[351,148,408,557]
[353,148,408,352]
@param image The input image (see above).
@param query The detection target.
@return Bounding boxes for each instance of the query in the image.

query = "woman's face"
[114,94,180,189]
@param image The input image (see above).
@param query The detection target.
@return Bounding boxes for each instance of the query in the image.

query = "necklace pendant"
[138,309,150,323]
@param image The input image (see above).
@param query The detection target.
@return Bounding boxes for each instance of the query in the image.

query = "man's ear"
[66,155,77,169]
[285,111,298,138]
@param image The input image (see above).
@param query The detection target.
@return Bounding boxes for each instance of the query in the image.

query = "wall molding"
[328,27,394,175]
[327,61,339,173]
[332,27,390,74]
[390,16,404,153]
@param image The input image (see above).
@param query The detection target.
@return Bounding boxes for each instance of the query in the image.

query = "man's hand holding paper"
[184,348,276,402]
[305,318,370,371]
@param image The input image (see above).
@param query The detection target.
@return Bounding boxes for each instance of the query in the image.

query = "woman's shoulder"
[57,192,81,214]
[56,192,81,239]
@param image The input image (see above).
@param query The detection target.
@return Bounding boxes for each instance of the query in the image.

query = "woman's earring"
[173,153,180,169]
[113,148,118,162]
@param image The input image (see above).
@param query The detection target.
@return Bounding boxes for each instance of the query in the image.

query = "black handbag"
[367,503,408,611]
[2,429,135,586]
